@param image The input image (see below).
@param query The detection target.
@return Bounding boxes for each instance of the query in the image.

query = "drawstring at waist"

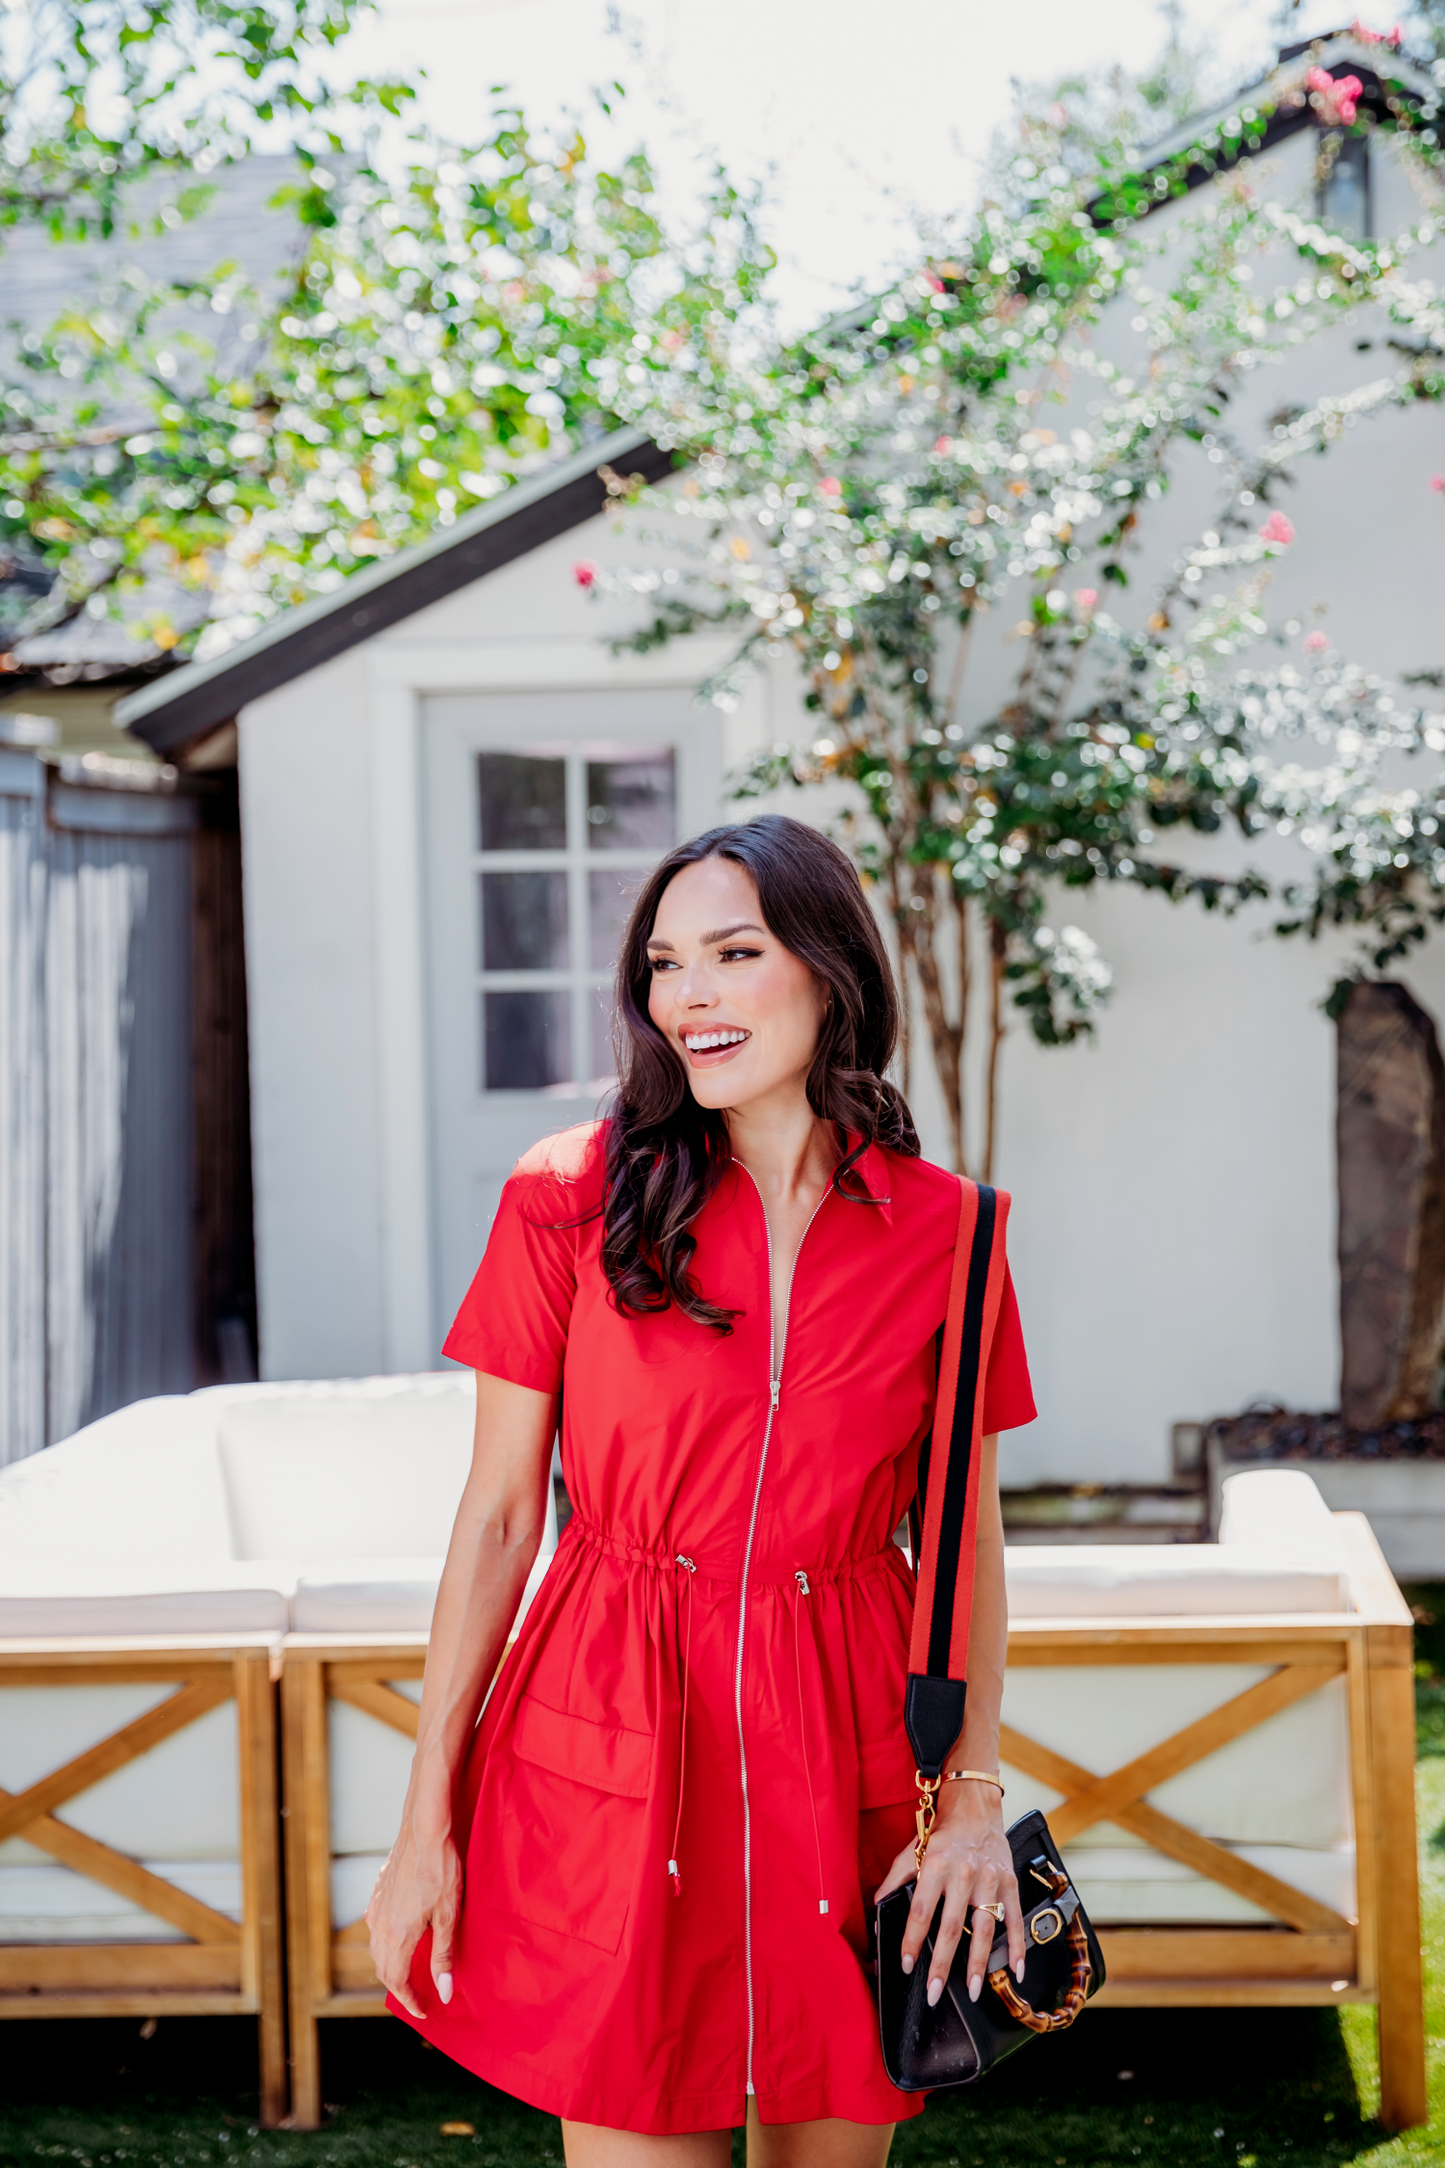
[792,1569,829,1917]
[668,1554,696,1897]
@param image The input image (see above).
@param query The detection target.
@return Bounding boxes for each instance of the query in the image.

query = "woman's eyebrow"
[702,921,766,944]
[646,920,767,950]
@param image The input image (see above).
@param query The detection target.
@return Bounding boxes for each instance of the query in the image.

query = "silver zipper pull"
[770,1377,780,1410]
[795,1569,811,1596]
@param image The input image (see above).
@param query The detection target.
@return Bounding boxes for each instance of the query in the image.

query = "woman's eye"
[647,956,679,972]
[720,946,763,963]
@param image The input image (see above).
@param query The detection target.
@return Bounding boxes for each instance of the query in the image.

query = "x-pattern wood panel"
[1000,1659,1350,1935]
[330,1676,421,1739]
[0,1675,239,1945]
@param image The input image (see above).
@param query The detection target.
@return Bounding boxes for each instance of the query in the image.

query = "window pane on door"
[586,750,676,851]
[483,989,571,1090]
[479,752,567,850]
[481,870,569,971]
[588,866,644,972]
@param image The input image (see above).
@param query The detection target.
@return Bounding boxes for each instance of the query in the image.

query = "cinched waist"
[561,1511,905,1593]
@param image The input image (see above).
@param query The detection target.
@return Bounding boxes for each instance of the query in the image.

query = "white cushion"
[330,1682,423,1854]
[0,1858,242,1942]
[0,1564,293,1637]
[1000,1663,1352,1848]
[0,1688,241,1859]
[292,1484,558,1633]
[212,1375,476,1560]
[0,1397,232,1571]
[1218,1468,1353,1568]
[1005,1545,1347,1617]
[332,1851,387,1931]
[293,1559,445,1633]
[1066,1844,1355,1925]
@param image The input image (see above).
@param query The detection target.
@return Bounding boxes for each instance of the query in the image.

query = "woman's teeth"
[684,1029,750,1051]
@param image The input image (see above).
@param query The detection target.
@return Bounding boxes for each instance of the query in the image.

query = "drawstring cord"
[792,1570,829,1917]
[668,1555,696,1896]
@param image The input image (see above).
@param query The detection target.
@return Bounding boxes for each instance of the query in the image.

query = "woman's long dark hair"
[601,814,919,1331]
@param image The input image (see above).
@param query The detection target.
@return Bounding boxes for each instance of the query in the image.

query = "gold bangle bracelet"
[943,1769,1005,1794]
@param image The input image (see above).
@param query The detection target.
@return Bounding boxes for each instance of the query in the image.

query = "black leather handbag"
[874,1180,1105,2089]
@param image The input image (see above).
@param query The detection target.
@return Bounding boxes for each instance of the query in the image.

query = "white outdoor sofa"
[0,1372,554,2128]
[0,1383,1425,2133]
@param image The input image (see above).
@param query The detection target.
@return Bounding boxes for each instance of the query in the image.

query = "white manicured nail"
[927,1978,943,2007]
[1016,1961,1026,1983]
[438,1972,453,2004]
[968,1974,981,2003]
[901,1954,913,1975]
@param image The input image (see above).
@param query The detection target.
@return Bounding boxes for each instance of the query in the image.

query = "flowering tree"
[0,107,768,653]
[594,46,1445,1175]
[0,1,401,236]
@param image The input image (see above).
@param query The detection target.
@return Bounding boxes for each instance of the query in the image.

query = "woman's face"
[646,856,827,1115]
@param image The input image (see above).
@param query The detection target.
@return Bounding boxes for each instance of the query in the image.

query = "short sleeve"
[441,1173,578,1393]
[980,1266,1036,1433]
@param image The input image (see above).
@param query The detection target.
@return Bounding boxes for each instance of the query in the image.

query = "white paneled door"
[422,687,722,1346]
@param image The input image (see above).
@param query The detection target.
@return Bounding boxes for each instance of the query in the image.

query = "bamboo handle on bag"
[987,1869,1092,2034]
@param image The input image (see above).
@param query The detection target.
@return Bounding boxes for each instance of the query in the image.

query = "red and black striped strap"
[905,1177,1011,1778]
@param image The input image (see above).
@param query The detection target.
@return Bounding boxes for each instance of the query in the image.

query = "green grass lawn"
[8,1615,1445,2168]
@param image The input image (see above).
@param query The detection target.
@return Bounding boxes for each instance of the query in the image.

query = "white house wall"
[239,648,388,1379]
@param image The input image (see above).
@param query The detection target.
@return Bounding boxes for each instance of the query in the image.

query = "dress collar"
[842,1135,894,1226]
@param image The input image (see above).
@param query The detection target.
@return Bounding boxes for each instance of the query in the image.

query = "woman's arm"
[366,1369,557,2019]
[876,1432,1027,2002]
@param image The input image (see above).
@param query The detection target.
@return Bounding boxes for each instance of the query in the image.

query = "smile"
[683,1028,751,1054]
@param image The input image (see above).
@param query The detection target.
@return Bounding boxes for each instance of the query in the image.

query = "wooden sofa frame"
[0,1634,286,2127]
[279,1510,1427,2133]
[281,1632,427,2128]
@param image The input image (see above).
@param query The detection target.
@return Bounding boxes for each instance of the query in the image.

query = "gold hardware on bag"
[913,1770,940,1872]
[1030,1906,1063,1945]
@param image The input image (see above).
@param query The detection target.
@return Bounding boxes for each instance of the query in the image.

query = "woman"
[367,814,1037,2167]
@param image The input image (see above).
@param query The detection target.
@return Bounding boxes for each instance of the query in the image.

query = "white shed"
[115,35,1445,1491]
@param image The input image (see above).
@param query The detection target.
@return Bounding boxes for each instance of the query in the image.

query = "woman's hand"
[365,1815,462,2021]
[875,1780,1025,2009]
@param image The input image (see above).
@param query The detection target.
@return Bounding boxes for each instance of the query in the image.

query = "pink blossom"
[1306,66,1363,125]
[1259,511,1295,546]
[820,476,842,496]
[1074,587,1098,611]
[573,561,598,589]
[934,435,954,455]
[1305,630,1330,652]
[1431,474,1445,493]
[925,273,945,294]
[1349,18,1402,42]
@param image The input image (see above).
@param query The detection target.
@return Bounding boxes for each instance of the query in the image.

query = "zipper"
[732,1163,828,2101]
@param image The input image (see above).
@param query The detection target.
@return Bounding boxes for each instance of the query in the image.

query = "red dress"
[392,1124,1034,2132]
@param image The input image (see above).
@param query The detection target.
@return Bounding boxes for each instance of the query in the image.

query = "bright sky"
[338,0,1356,324]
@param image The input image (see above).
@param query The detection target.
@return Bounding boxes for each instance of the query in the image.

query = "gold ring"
[975,1901,1005,1922]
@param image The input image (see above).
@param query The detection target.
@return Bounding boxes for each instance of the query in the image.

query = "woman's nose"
[674,963,718,1008]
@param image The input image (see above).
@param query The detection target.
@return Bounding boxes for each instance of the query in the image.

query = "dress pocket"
[857,1730,918,1810]
[485,1692,654,1954]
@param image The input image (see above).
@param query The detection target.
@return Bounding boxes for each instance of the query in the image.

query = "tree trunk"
[1337,980,1445,1427]
[983,914,1006,1185]
[886,857,913,1102]
[910,864,967,1175]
